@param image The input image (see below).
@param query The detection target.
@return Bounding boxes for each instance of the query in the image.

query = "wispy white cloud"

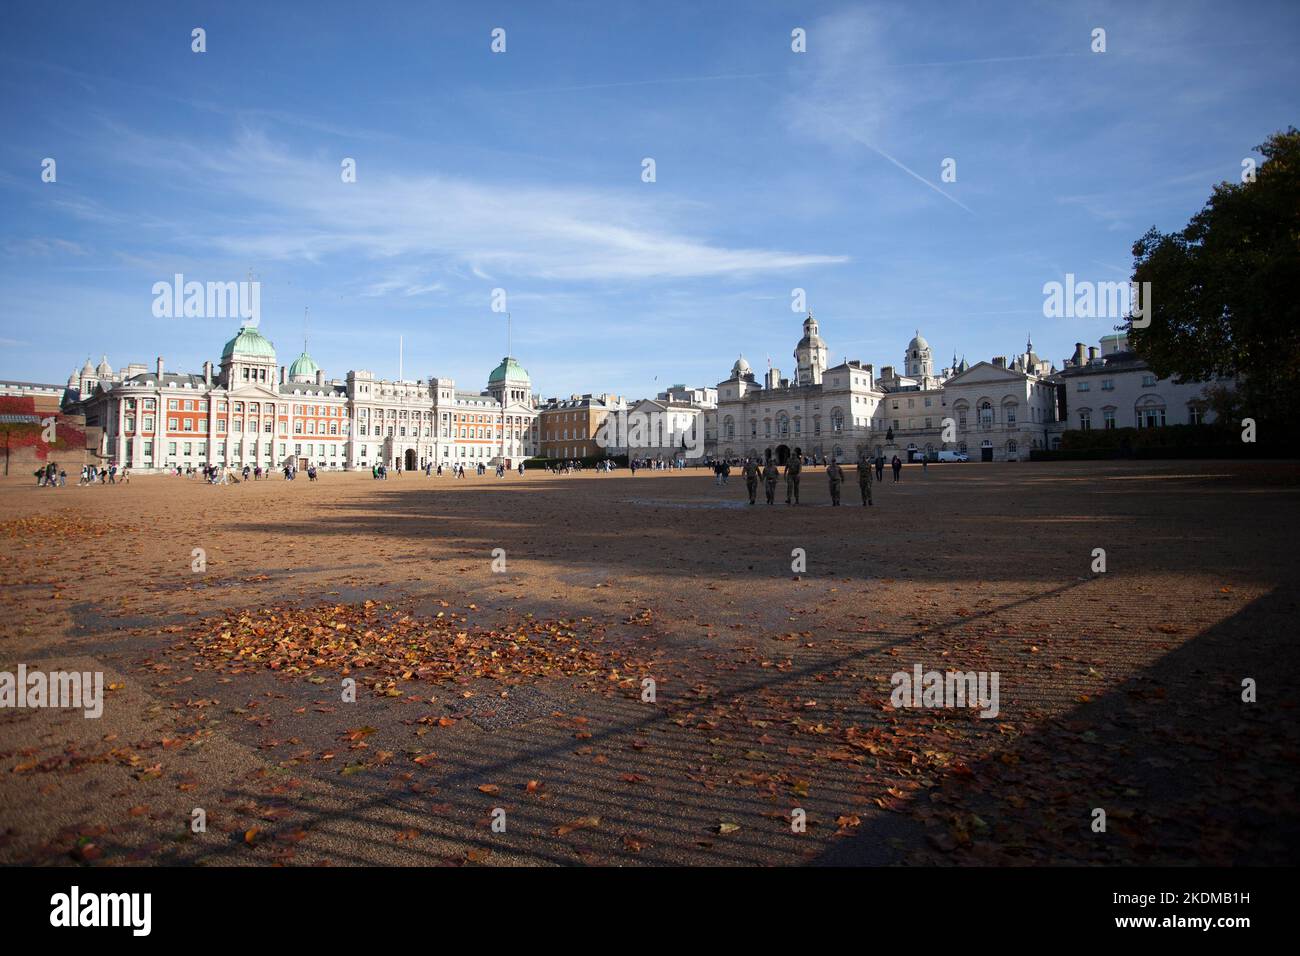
[777,8,974,216]
[4,237,87,257]
[85,125,848,285]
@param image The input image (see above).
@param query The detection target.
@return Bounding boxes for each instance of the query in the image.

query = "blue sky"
[2,1,1297,399]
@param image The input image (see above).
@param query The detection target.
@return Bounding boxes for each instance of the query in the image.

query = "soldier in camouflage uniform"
[784,448,803,505]
[762,455,780,505]
[826,459,845,506]
[742,457,760,505]
[858,448,873,507]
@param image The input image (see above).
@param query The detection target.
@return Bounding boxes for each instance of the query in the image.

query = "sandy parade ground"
[1,460,1297,866]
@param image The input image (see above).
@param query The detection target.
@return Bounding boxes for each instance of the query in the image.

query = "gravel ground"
[1,460,1297,866]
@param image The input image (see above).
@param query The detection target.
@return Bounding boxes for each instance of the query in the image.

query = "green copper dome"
[288,350,321,380]
[221,324,276,360]
[488,356,529,384]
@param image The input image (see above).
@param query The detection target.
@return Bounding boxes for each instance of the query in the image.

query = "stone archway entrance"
[776,444,790,465]
[405,448,417,471]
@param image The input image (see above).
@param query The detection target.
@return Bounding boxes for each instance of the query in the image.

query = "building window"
[1103,409,1116,429]
[1139,406,1166,428]
[1189,405,1204,426]
[1079,411,1091,430]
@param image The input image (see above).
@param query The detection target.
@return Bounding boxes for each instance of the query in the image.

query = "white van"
[936,450,969,462]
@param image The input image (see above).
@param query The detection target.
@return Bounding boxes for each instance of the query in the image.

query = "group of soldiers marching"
[739,447,877,507]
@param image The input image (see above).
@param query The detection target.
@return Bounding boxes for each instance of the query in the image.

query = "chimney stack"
[993,356,1006,369]
[156,356,164,378]
[1088,346,1100,363]
[279,365,286,384]
[203,360,212,386]
[316,370,325,386]
[1073,342,1087,367]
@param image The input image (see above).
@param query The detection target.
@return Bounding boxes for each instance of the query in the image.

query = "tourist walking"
[891,455,902,482]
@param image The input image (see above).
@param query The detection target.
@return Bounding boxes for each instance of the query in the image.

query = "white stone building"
[620,398,704,461]
[714,314,1061,463]
[1047,334,1221,438]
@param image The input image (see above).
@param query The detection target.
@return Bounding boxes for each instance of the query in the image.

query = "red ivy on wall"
[0,396,86,464]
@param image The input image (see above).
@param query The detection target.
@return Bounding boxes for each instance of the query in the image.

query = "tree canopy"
[1128,128,1300,431]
